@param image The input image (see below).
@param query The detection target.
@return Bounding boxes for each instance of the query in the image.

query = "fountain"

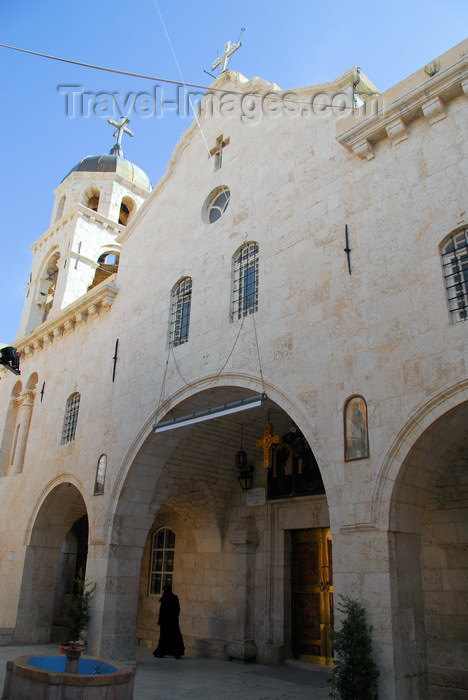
[2,651,135,699]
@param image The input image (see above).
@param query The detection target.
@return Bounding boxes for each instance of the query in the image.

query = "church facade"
[0,40,467,699]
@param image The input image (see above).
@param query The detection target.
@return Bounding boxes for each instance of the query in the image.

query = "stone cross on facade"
[212,39,242,73]
[209,134,230,170]
[256,423,281,470]
[108,116,134,156]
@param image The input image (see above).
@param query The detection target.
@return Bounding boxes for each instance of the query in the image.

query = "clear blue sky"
[1,1,466,343]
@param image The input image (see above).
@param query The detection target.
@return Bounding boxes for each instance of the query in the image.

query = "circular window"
[202,187,230,224]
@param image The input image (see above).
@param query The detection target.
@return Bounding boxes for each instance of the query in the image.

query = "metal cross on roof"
[108,116,133,157]
[212,39,242,73]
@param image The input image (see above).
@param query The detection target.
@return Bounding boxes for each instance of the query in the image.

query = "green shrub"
[330,595,379,700]
[61,567,96,644]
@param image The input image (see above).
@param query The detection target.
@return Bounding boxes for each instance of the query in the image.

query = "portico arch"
[14,482,88,644]
[97,380,332,662]
[387,393,468,699]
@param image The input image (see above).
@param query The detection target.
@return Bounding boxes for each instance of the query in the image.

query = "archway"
[14,482,88,644]
[388,399,468,698]
[98,384,331,663]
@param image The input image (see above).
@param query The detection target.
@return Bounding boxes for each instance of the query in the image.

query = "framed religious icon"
[94,454,107,495]
[344,395,369,461]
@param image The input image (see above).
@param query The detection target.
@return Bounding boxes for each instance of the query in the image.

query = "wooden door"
[291,528,333,664]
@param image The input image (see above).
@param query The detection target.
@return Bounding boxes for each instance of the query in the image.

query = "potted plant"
[60,567,96,651]
[330,595,379,700]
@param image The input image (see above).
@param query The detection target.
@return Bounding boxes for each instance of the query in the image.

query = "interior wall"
[421,456,468,699]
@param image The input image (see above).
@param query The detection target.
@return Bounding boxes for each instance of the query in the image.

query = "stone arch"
[14,481,89,644]
[384,384,468,698]
[96,377,333,660]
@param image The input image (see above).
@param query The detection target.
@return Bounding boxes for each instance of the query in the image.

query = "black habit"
[153,585,185,658]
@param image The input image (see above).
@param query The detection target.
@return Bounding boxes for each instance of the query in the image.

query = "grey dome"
[63,153,151,192]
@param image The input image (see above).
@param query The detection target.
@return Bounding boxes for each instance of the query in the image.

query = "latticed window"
[61,392,80,444]
[149,528,175,596]
[170,277,192,347]
[441,228,468,322]
[232,242,259,319]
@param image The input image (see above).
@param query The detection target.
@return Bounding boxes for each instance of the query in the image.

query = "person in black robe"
[153,583,185,659]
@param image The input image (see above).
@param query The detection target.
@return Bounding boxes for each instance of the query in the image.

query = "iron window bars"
[233,242,259,319]
[61,392,80,444]
[170,278,192,346]
[442,228,468,322]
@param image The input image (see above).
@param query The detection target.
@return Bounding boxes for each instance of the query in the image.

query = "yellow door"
[291,528,333,665]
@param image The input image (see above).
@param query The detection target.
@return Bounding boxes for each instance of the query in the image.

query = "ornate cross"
[256,423,281,470]
[108,116,133,156]
[212,39,242,73]
[209,134,230,170]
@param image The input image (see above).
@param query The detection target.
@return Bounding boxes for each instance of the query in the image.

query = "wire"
[0,42,359,113]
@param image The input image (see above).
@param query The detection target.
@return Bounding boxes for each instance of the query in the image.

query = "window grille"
[61,393,80,444]
[441,228,468,322]
[149,528,175,596]
[170,278,192,347]
[232,243,259,319]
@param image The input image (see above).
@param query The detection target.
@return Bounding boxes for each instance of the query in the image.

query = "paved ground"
[0,643,333,699]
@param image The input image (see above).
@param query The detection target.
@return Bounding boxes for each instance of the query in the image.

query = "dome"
[63,153,151,192]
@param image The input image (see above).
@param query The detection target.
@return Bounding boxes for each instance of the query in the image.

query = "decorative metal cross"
[209,134,230,170]
[212,39,242,73]
[107,116,133,156]
[256,423,281,470]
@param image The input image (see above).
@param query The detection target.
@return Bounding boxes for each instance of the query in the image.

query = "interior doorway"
[291,527,333,665]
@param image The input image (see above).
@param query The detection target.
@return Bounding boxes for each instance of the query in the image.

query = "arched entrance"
[388,399,468,698]
[100,384,331,663]
[14,482,88,644]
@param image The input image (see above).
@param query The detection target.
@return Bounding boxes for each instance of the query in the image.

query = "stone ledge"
[336,42,468,158]
[15,277,118,360]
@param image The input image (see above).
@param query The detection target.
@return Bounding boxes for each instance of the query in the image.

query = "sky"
[0,0,467,344]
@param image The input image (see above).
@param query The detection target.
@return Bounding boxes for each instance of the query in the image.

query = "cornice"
[32,205,123,254]
[15,277,118,359]
[336,43,468,159]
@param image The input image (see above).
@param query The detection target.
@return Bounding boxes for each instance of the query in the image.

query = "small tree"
[330,595,379,700]
[61,567,96,644]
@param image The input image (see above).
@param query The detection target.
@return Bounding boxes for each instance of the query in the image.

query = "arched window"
[441,228,468,322]
[88,251,120,291]
[118,196,135,226]
[232,242,259,319]
[94,454,107,495]
[149,528,175,596]
[169,277,192,347]
[41,252,60,321]
[56,194,66,221]
[61,392,80,444]
[85,187,100,212]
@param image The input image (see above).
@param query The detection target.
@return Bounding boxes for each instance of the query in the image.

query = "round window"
[202,187,230,224]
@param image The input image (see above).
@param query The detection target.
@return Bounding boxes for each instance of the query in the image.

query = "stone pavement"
[0,643,332,699]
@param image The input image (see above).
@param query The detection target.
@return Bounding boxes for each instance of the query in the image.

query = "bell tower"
[17,123,151,338]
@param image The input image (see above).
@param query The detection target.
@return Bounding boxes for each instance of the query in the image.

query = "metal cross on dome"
[108,116,133,156]
[212,37,242,73]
